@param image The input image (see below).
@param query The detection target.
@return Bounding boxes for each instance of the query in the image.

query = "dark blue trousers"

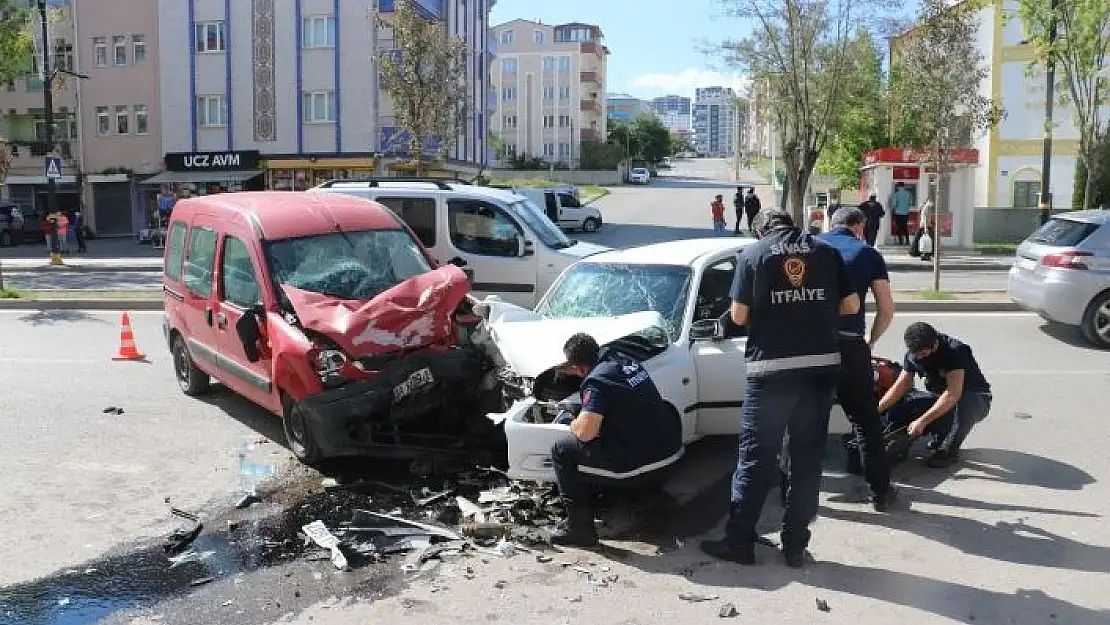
[726,371,838,553]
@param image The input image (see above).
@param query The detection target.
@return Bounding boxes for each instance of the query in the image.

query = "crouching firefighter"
[548,332,685,547]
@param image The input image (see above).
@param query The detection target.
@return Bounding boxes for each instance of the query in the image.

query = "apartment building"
[489,19,608,165]
[153,0,492,195]
[693,86,738,158]
[605,93,653,122]
[650,94,691,135]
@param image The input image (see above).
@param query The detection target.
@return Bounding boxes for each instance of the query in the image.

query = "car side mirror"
[689,318,722,341]
[518,237,534,257]
[236,311,263,363]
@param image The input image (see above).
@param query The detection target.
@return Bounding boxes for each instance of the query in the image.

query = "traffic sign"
[44,156,63,180]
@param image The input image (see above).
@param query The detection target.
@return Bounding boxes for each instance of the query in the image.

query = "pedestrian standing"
[819,208,898,511]
[56,211,70,254]
[743,188,762,235]
[916,199,935,261]
[858,192,886,247]
[711,194,727,235]
[732,187,744,235]
[700,209,859,568]
[889,183,913,245]
[74,210,87,254]
[825,190,844,225]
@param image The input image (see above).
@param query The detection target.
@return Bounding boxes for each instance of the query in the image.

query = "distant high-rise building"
[693,86,738,158]
[650,95,691,134]
[605,93,653,122]
[489,19,609,165]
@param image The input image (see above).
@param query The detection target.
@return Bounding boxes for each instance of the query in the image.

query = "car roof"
[582,237,757,267]
[313,181,527,205]
[170,191,403,240]
[1053,209,1110,226]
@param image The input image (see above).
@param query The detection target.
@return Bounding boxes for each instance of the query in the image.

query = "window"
[375,196,437,246]
[221,236,262,308]
[501,86,516,101]
[194,22,227,53]
[499,29,514,45]
[165,222,188,281]
[542,115,555,128]
[558,114,570,127]
[184,226,218,297]
[559,142,570,157]
[502,114,517,128]
[543,142,555,157]
[132,35,147,64]
[197,95,228,127]
[302,91,337,123]
[53,42,74,72]
[134,104,149,135]
[694,258,738,322]
[542,85,554,100]
[95,107,110,135]
[501,57,517,73]
[559,85,571,100]
[302,16,336,48]
[1012,181,1040,208]
[533,30,545,44]
[558,56,571,71]
[93,37,107,67]
[448,200,521,258]
[504,143,517,157]
[113,36,126,65]
[115,105,129,134]
[542,56,554,71]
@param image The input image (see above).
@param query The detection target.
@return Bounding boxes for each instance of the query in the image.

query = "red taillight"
[1041,251,1093,270]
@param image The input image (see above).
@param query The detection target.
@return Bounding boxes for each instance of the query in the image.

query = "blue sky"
[489,0,752,100]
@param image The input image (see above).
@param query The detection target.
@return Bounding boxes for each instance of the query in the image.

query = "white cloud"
[627,68,750,99]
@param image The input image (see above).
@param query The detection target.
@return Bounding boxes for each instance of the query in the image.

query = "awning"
[139,170,264,185]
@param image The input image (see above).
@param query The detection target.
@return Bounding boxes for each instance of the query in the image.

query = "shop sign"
[165,150,261,172]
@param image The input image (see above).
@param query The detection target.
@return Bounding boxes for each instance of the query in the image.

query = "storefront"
[139,150,264,234]
[263,156,378,191]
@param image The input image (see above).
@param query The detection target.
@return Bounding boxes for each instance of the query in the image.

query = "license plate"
[393,367,435,403]
[1017,257,1037,271]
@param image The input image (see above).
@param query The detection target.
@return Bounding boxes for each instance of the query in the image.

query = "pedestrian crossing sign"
[44,156,63,180]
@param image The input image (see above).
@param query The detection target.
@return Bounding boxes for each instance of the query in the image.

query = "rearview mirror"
[689,318,722,341]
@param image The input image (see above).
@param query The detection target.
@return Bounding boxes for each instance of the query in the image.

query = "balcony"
[579,71,600,85]
[580,42,602,55]
[580,128,600,141]
[580,99,601,113]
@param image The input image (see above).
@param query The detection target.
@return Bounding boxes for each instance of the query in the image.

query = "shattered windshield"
[508,199,574,250]
[265,229,432,301]
[536,262,693,341]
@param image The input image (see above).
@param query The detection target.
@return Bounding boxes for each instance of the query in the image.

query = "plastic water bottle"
[237,439,277,496]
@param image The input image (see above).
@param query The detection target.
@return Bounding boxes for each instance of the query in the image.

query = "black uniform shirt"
[730,226,855,378]
[903,334,991,395]
[580,348,682,470]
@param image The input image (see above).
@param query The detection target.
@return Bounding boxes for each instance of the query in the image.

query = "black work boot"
[549,505,599,548]
[872,485,900,512]
[700,539,756,565]
[926,448,960,468]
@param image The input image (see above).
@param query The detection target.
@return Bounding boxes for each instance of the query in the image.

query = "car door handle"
[204,307,213,326]
[215,312,227,329]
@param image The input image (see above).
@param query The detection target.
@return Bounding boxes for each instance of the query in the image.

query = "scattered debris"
[235,493,261,509]
[101,406,125,415]
[816,598,831,612]
[302,520,350,571]
[459,522,509,539]
[189,576,215,587]
[227,520,240,531]
[413,487,454,507]
[163,508,203,555]
[568,595,583,603]
[455,496,484,521]
[351,509,463,541]
[321,477,341,489]
[1014,411,1032,420]
[221,600,234,607]
[605,574,619,583]
[679,592,720,602]
[718,602,739,618]
[167,549,215,569]
[535,554,553,563]
[435,504,461,526]
[493,580,508,589]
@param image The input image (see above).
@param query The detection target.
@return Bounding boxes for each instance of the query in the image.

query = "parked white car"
[512,187,604,233]
[479,238,853,482]
[629,167,650,184]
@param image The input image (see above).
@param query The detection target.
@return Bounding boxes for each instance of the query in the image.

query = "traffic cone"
[112,312,147,361]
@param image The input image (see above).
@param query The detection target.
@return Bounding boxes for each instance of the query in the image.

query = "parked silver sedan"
[1008,210,1110,348]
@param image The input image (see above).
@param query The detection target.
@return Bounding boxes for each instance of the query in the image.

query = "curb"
[0,297,1024,313]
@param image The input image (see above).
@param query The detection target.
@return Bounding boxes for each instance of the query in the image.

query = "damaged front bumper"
[298,348,495,460]
[489,396,572,483]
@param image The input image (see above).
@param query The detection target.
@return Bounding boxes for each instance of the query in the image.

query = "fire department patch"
[782,257,806,288]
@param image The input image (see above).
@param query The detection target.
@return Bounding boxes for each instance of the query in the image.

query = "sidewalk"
[879,247,1012,271]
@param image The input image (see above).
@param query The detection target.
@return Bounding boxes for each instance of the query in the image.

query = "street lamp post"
[1037,0,1059,225]
[38,0,58,237]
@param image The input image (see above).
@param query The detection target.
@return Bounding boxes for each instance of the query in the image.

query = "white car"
[629,167,650,184]
[479,238,853,482]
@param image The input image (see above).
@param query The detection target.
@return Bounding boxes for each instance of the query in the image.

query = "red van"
[161,192,495,466]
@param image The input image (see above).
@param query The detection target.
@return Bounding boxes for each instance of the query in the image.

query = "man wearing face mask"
[819,207,898,510]
[547,333,685,547]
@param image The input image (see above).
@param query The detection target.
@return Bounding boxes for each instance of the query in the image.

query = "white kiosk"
[858,147,980,248]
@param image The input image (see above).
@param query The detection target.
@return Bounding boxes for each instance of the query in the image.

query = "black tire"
[1080,291,1110,349]
[283,398,324,467]
[582,217,600,233]
[172,334,210,396]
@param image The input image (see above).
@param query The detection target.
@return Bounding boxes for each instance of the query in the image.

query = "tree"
[0,0,34,292]
[1074,132,1110,208]
[375,0,468,175]
[1014,0,1110,210]
[669,132,694,156]
[815,29,888,190]
[890,0,1003,291]
[714,0,895,222]
[630,114,673,164]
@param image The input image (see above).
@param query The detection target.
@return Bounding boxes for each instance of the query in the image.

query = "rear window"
[1026,218,1099,247]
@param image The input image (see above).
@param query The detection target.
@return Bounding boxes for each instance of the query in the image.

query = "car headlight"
[312,348,349,387]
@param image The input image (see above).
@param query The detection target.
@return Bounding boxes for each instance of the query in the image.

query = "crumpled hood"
[557,240,610,260]
[281,264,470,358]
[485,304,667,379]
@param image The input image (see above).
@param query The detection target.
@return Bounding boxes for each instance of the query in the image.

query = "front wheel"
[582,217,600,233]
[1080,291,1110,349]
[283,398,324,466]
[172,334,210,396]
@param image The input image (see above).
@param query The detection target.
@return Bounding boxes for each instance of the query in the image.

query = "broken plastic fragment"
[678,592,719,602]
[719,602,739,618]
[302,520,350,570]
[816,598,831,612]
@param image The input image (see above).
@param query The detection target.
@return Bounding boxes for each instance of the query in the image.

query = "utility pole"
[38,0,62,263]
[1037,0,1059,225]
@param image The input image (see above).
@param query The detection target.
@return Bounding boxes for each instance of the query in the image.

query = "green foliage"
[375,0,468,173]
[504,153,546,170]
[606,115,672,164]
[487,131,506,158]
[580,140,623,169]
[669,132,694,156]
[0,1,33,85]
[1073,134,1110,208]
[1012,0,1110,209]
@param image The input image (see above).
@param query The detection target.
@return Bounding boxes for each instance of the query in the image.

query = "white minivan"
[510,187,604,233]
[308,178,609,308]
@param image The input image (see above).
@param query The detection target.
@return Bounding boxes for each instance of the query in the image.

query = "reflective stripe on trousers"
[745,352,842,376]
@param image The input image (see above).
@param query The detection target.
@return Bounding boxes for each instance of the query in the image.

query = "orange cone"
[112,312,147,361]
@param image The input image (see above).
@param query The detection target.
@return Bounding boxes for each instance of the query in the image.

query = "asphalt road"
[2,308,1108,624]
